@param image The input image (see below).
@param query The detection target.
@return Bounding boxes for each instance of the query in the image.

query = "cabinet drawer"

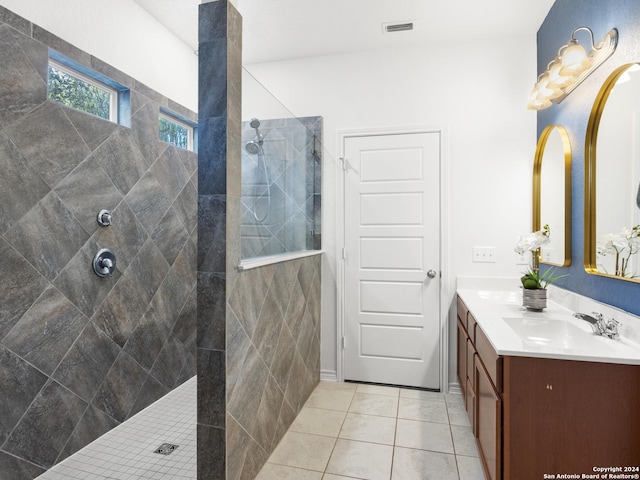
[475,326,502,392]
[457,296,469,331]
[467,312,477,344]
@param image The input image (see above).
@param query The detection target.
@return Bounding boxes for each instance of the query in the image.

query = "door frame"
[336,125,451,392]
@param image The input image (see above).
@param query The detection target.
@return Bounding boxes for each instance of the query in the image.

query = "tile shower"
[241,116,322,258]
[0,6,197,479]
[0,2,321,479]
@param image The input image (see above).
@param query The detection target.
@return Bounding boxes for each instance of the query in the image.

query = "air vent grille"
[384,22,414,33]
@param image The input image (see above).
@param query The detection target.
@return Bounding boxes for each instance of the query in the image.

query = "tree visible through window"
[159,114,193,150]
[47,64,113,120]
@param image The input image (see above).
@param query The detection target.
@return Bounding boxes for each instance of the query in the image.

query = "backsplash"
[0,6,197,478]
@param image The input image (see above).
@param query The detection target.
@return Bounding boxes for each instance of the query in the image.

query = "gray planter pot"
[522,288,547,311]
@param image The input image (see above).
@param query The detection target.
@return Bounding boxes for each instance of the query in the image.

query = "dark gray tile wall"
[198,2,321,479]
[226,256,321,480]
[197,1,236,478]
[0,7,197,478]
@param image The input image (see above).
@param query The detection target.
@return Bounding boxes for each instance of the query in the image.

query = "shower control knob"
[97,210,112,227]
[93,248,116,277]
[100,258,113,269]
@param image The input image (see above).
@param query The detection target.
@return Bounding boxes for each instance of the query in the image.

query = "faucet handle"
[592,311,604,321]
[604,317,622,339]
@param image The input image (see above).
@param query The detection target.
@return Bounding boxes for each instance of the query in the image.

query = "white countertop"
[457,287,640,365]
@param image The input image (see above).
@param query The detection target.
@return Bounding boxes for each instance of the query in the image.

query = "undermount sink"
[503,316,599,350]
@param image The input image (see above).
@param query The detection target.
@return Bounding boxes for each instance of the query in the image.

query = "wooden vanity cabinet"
[456,297,469,402]
[475,358,501,480]
[456,297,477,424]
[456,295,640,480]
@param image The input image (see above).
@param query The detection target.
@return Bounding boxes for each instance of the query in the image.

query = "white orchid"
[514,225,551,254]
[596,225,640,277]
[514,225,563,289]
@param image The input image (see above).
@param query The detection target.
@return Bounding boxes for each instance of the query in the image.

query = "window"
[46,51,129,125]
[159,111,196,151]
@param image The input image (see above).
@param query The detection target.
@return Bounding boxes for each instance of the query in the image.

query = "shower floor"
[37,376,196,480]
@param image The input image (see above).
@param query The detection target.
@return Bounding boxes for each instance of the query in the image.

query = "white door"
[343,132,441,390]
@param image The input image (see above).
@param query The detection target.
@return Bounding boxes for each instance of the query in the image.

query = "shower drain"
[154,443,179,455]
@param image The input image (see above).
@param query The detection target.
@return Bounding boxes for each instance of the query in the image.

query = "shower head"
[249,117,263,142]
[245,140,262,155]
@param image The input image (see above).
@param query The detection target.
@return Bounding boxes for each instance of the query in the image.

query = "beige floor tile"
[445,393,465,405]
[355,384,400,397]
[349,393,398,417]
[269,431,336,472]
[323,474,366,480]
[317,381,358,392]
[290,407,347,437]
[325,439,393,480]
[339,412,396,445]
[256,463,324,480]
[398,397,448,424]
[399,389,446,402]
[395,418,454,454]
[305,387,355,411]
[391,446,459,480]
[457,454,486,480]
[451,425,479,457]
[447,401,471,427]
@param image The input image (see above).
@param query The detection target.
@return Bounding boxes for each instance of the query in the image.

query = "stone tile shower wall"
[226,256,321,480]
[198,2,321,479]
[0,7,197,479]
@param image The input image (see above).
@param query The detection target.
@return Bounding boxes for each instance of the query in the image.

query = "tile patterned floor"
[36,376,196,480]
[256,381,486,480]
[34,378,484,480]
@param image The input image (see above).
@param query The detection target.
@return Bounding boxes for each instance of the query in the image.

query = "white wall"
[0,0,198,111]
[245,35,538,387]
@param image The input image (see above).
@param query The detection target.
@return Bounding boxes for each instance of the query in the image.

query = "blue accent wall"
[538,0,640,315]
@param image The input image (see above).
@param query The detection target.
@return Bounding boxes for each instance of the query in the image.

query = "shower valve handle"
[97,209,112,227]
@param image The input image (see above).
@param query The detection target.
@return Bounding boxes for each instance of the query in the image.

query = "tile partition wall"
[197,1,321,479]
[0,6,197,479]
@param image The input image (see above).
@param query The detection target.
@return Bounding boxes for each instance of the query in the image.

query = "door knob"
[426,269,438,279]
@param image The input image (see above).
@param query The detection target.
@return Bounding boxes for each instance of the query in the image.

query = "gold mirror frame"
[585,63,640,283]
[533,124,572,266]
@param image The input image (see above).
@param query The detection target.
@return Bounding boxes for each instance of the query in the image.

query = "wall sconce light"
[527,27,618,110]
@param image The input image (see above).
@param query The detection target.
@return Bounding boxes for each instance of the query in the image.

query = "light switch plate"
[472,247,496,263]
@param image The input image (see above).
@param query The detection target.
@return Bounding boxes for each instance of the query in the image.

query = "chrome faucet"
[572,312,622,339]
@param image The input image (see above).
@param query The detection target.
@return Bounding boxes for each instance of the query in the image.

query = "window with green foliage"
[159,112,195,151]
[47,61,116,122]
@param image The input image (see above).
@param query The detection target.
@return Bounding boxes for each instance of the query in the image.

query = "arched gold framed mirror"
[533,124,572,266]
[585,63,640,282]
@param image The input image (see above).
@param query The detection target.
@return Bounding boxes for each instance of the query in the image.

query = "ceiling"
[133,0,554,65]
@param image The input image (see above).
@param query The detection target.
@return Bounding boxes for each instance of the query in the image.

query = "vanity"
[456,288,640,480]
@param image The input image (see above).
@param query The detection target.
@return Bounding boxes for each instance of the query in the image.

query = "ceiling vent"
[382,21,415,34]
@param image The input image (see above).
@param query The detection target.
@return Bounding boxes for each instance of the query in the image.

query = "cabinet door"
[466,340,476,431]
[466,375,476,433]
[457,319,467,401]
[475,360,502,480]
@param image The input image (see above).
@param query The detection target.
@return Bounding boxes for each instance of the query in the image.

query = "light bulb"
[547,59,574,89]
[559,39,591,76]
